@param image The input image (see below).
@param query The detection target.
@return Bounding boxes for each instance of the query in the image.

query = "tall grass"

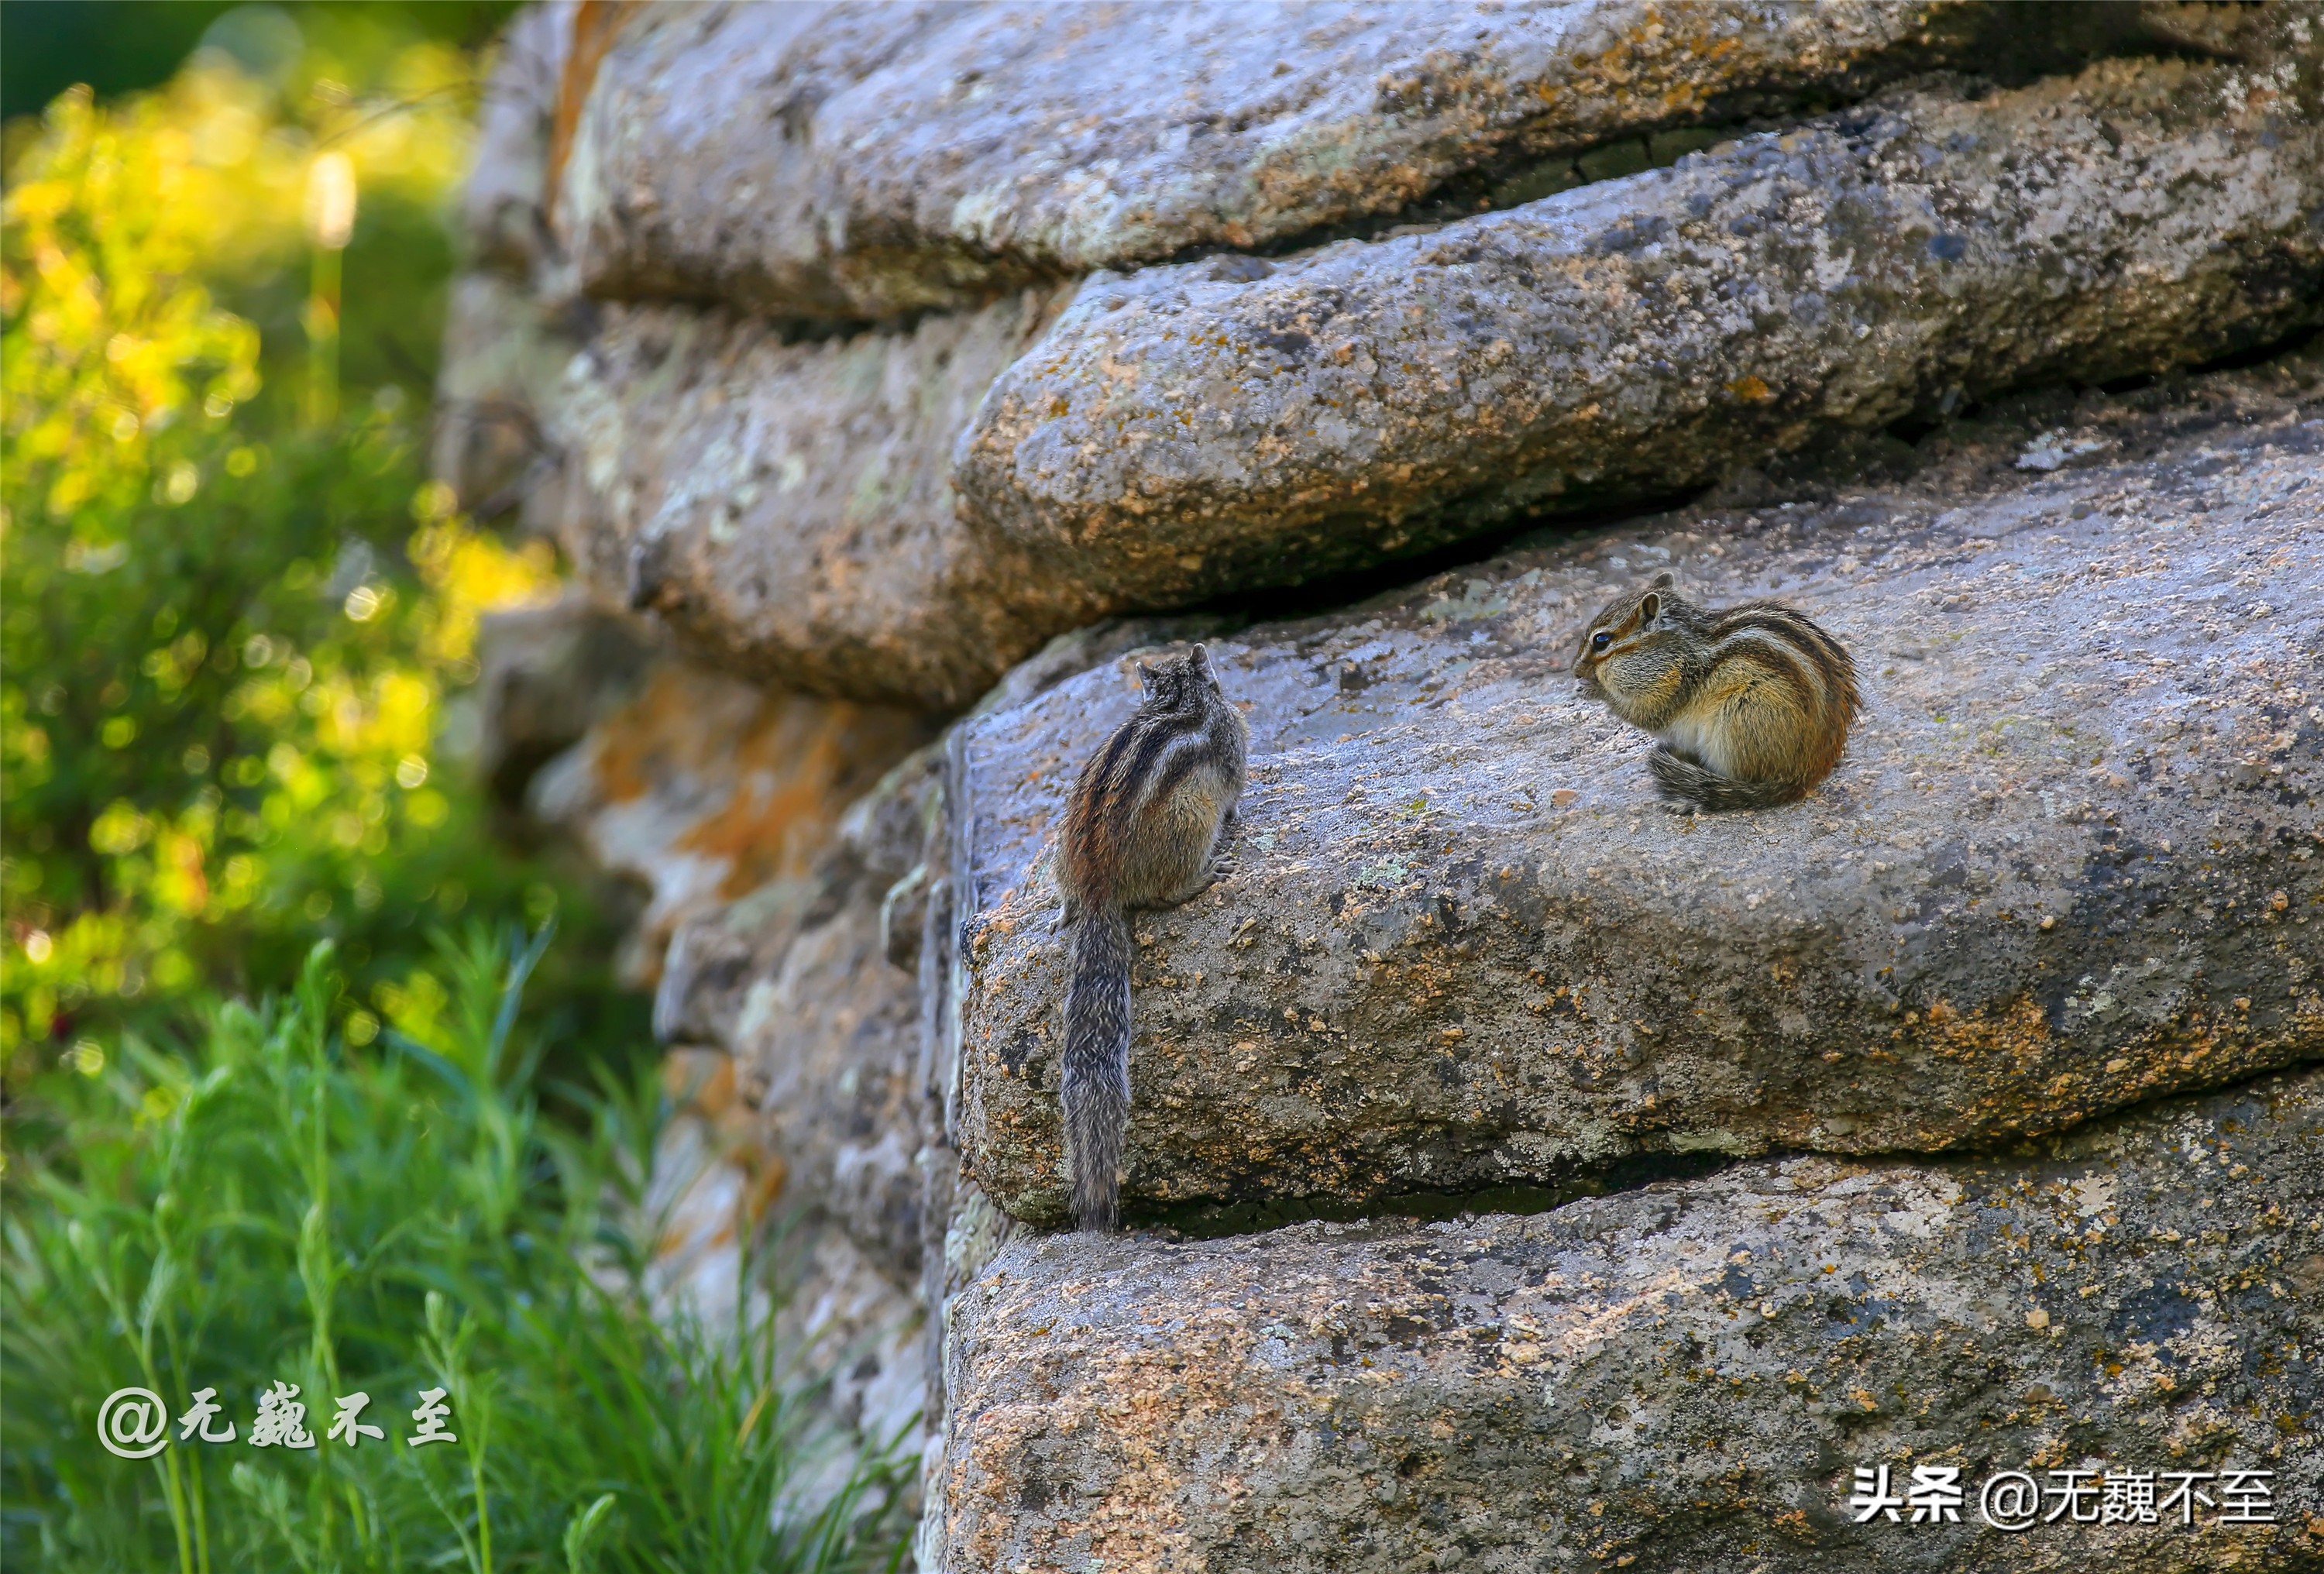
[2,930,911,1572]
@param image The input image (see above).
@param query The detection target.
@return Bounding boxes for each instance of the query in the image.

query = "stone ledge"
[541,289,1091,710]
[559,0,2089,322]
[957,46,2324,617]
[940,1067,2324,1573]
[955,368,2324,1225]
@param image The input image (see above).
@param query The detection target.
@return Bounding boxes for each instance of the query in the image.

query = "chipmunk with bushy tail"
[1056,645,1248,1232]
[1573,572,1858,810]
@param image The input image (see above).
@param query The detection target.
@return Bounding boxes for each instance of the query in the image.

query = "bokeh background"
[2,7,909,1568]
[2,0,655,1076]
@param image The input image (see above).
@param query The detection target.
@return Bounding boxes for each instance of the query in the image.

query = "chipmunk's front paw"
[1207,850,1239,884]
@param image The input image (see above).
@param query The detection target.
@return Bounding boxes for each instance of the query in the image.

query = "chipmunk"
[1573,572,1858,810]
[1056,644,1248,1232]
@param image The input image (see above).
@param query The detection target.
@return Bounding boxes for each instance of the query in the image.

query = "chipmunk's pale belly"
[1657,708,1738,775]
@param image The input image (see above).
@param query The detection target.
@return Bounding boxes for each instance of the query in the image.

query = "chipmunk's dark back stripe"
[1710,605,1845,662]
[1081,720,1146,796]
[1076,706,1197,810]
[1715,640,1820,708]
[1092,711,1212,823]
[1141,727,1226,813]
[1088,706,1188,799]
[1720,604,1859,665]
[1709,604,1858,709]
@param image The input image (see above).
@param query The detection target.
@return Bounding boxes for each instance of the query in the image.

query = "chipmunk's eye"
[1590,631,1612,652]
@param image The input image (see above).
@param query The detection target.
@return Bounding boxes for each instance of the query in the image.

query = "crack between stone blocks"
[1119,1056,2324,1244]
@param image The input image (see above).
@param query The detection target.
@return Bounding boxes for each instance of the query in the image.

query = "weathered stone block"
[462,0,573,276]
[528,659,927,981]
[959,49,2324,615]
[940,1067,2324,1572]
[435,3,581,515]
[431,270,574,519]
[955,367,2324,1225]
[625,745,947,1466]
[543,289,1092,710]
[537,15,2322,714]
[473,590,660,804]
[561,0,2157,322]
[710,768,940,1290]
[641,1088,925,1524]
[643,626,1246,1345]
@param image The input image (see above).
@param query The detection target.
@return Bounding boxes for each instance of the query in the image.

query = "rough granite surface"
[954,364,2324,1226]
[432,270,576,518]
[727,854,930,1291]
[434,2,577,514]
[544,288,1089,708]
[940,1067,2324,1573]
[958,45,2324,615]
[534,23,2324,713]
[656,750,945,1289]
[559,0,2171,322]
[473,592,660,804]
[462,0,573,275]
[527,658,926,981]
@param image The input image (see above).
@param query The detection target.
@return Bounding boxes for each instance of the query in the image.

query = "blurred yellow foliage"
[2,43,569,1068]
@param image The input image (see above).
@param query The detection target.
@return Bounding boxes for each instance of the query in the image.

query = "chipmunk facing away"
[1573,572,1859,811]
[1057,645,1249,1231]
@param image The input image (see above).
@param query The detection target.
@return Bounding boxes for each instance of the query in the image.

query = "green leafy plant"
[1,14,644,1091]
[2,933,914,1572]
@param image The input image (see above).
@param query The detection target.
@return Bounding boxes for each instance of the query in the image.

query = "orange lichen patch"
[1882,991,2321,1148]
[580,664,924,899]
[585,666,757,805]
[662,1044,735,1114]
[661,1044,786,1210]
[684,699,926,899]
[739,1146,789,1224]
[546,0,638,228]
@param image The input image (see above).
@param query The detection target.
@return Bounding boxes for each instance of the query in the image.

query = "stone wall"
[441,3,2322,1565]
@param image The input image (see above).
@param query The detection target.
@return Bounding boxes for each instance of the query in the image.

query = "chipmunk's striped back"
[1061,667,1243,913]
[1056,646,1248,1229]
[1573,572,1858,810]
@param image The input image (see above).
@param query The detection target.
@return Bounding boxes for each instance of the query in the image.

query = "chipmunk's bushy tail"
[1062,903,1134,1232]
[1649,748,1803,812]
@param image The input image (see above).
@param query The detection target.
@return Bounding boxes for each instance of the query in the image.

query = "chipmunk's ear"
[1137,660,1157,692]
[1650,571,1675,589]
[1188,642,1225,692]
[1639,590,1662,624]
